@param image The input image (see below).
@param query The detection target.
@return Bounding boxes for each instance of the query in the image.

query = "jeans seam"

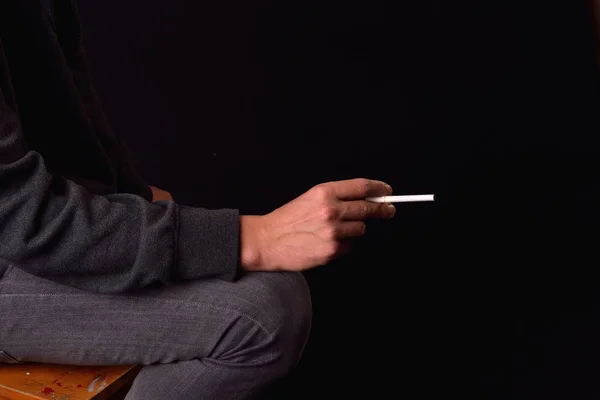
[0,293,272,336]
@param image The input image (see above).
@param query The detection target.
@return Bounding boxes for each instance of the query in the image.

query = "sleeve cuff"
[175,205,240,282]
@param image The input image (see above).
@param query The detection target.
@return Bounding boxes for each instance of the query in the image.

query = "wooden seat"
[0,364,141,400]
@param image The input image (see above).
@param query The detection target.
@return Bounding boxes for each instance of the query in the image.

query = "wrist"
[239,215,268,271]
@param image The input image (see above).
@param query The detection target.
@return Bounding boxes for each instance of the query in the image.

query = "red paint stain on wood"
[41,387,55,395]
[57,382,63,387]
[52,372,69,383]
[77,384,83,387]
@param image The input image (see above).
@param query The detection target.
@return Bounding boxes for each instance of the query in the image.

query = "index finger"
[329,178,392,200]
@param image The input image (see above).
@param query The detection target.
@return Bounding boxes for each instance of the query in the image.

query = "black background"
[79,1,600,398]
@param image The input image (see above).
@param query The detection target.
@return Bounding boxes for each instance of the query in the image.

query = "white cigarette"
[366,194,435,203]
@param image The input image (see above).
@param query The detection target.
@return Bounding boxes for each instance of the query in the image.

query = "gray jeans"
[0,266,312,399]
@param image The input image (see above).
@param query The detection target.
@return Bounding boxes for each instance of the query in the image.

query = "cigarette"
[366,194,435,203]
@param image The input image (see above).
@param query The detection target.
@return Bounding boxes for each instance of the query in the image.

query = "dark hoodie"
[0,0,240,293]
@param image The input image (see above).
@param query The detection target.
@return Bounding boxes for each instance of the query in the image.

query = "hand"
[240,178,395,272]
[150,186,174,202]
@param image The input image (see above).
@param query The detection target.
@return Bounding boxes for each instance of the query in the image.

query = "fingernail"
[387,203,396,216]
[385,184,393,194]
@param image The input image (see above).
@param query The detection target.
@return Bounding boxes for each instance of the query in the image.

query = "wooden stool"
[0,364,141,400]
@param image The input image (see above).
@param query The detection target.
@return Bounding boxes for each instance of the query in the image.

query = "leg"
[0,266,312,399]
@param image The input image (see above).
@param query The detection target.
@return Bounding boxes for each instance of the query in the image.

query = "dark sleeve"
[0,83,240,294]
[54,0,152,200]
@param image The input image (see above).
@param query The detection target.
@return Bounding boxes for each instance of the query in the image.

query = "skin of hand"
[239,178,395,272]
[150,186,174,202]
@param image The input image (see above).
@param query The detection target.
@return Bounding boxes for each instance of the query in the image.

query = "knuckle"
[319,205,339,221]
[323,226,338,240]
[362,203,371,218]
[311,184,330,201]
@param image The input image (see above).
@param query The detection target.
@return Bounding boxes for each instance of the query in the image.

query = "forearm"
[0,87,239,293]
